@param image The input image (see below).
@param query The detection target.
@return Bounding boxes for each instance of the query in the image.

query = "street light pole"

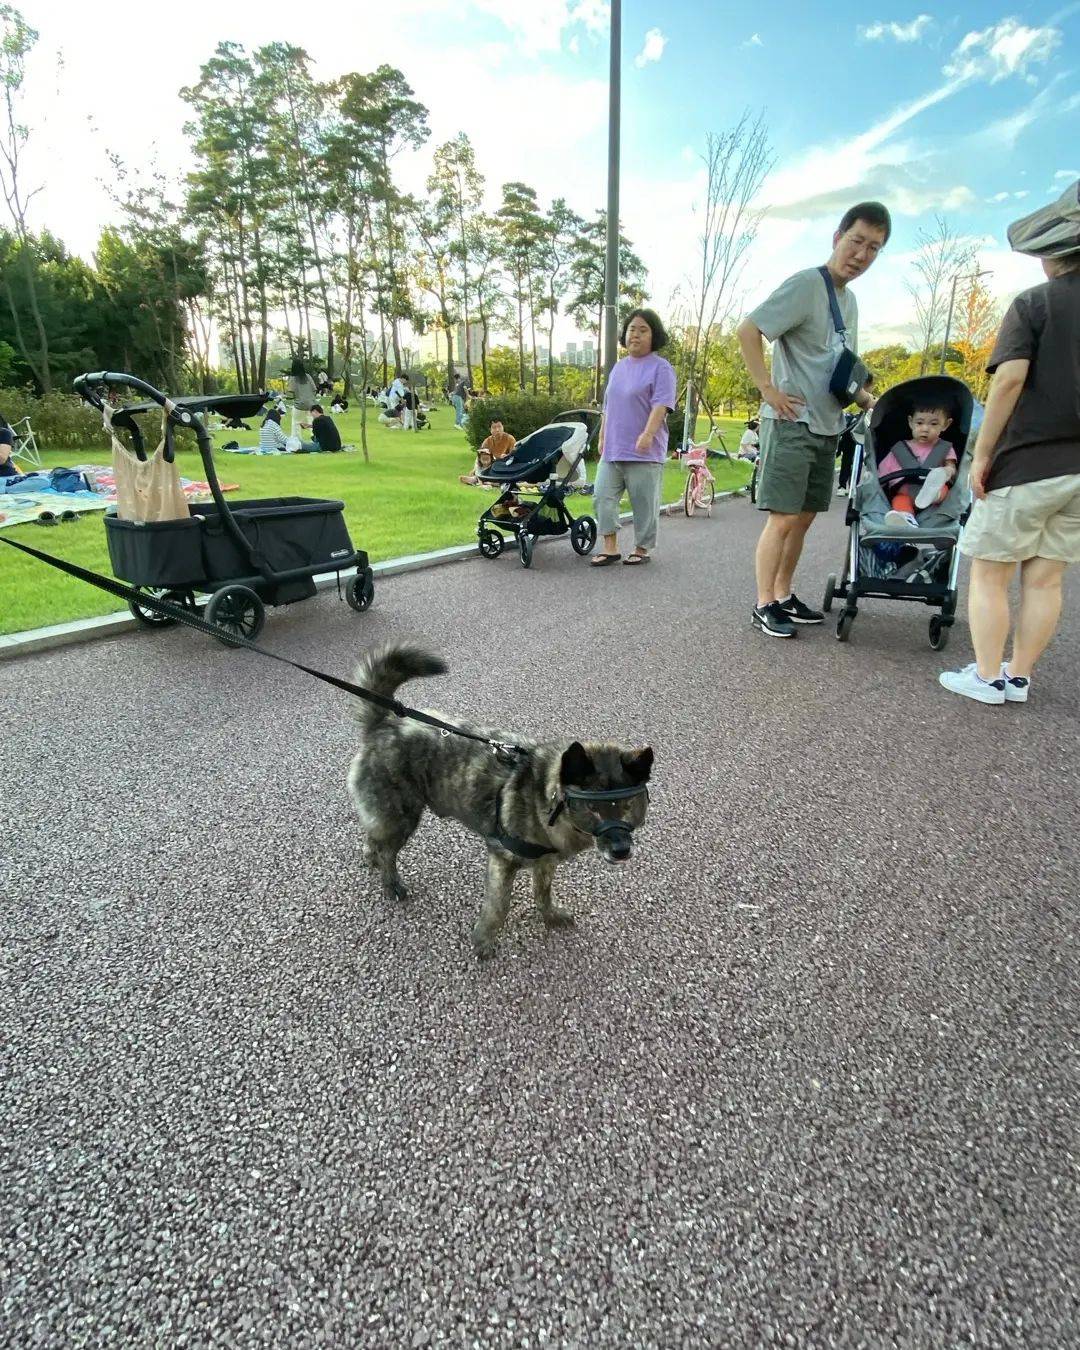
[939,269,991,375]
[602,0,622,397]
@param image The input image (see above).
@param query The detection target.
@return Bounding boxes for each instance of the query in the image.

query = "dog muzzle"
[548,784,649,859]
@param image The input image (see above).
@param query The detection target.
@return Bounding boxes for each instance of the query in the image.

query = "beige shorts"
[961,473,1080,563]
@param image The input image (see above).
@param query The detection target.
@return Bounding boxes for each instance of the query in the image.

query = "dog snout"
[606,835,632,862]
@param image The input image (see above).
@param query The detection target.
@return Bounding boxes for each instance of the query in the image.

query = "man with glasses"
[738,202,889,638]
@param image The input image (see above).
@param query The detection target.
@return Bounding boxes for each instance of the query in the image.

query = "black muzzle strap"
[0,535,529,762]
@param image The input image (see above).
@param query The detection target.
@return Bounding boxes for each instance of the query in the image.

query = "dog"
[347,645,654,958]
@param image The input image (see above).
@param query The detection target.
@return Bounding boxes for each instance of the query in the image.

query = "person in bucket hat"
[939,179,1080,706]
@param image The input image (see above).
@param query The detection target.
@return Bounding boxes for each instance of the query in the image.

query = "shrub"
[464,393,564,450]
[0,387,110,451]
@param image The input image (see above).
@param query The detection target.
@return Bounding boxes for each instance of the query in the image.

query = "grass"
[0,403,751,636]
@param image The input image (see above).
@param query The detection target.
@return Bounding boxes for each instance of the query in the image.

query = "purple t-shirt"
[601,353,677,463]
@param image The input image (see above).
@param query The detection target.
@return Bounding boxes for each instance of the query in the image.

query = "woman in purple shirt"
[590,309,678,567]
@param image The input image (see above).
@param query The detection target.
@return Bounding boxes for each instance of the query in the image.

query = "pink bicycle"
[680,427,726,517]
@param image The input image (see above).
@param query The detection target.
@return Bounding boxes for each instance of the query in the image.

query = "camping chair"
[11,416,43,469]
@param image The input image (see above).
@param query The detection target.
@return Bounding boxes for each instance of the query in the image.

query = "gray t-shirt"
[748,266,859,436]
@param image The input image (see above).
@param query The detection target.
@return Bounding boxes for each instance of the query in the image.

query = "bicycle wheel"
[683,473,696,517]
[697,480,715,515]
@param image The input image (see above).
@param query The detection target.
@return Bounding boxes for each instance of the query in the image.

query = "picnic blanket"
[0,467,239,530]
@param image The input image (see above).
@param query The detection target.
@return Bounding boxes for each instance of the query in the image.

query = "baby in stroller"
[881,399,959,529]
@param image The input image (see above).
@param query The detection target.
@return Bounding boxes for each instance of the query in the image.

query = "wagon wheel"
[570,516,597,556]
[518,532,535,569]
[205,584,265,644]
[128,587,186,628]
[346,567,375,613]
[478,528,504,559]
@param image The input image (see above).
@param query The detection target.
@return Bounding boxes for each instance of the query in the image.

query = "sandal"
[590,553,622,567]
[623,553,650,565]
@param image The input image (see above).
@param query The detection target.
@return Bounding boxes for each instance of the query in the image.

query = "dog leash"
[0,535,529,764]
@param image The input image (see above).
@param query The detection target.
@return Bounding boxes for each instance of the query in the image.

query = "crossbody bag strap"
[818,265,849,346]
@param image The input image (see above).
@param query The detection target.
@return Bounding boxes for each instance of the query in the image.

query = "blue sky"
[19,0,1080,348]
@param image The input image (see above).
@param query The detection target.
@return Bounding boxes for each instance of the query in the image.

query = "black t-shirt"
[985,272,1080,491]
[311,414,342,452]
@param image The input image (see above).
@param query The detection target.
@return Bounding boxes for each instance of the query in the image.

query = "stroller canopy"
[119,392,272,421]
[867,375,974,467]
[481,422,588,484]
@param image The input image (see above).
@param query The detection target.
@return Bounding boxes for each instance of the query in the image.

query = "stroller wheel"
[478,528,504,559]
[570,515,597,556]
[128,587,182,629]
[518,533,534,569]
[346,567,375,613]
[822,574,837,613]
[206,584,265,645]
[836,609,855,642]
[928,615,949,651]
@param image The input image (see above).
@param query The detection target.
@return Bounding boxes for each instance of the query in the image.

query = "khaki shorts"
[756,418,837,515]
[961,473,1080,563]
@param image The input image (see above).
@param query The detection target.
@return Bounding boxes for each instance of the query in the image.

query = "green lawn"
[0,403,751,635]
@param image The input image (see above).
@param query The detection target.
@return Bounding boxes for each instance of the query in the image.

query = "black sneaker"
[752,602,796,638]
[778,592,824,625]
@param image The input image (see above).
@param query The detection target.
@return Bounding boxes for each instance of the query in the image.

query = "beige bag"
[106,406,190,523]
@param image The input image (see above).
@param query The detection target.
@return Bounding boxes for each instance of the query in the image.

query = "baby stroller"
[476,412,598,568]
[823,374,973,650]
[74,372,375,640]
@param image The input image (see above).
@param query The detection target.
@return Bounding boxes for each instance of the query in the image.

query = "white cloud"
[744,33,764,48]
[988,191,1010,203]
[1054,168,1079,179]
[1015,190,1030,198]
[859,15,933,43]
[943,18,1061,84]
[634,28,667,68]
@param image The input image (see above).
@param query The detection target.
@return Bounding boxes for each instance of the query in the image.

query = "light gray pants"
[594,458,664,552]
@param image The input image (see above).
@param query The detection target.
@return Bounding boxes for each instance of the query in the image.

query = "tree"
[467,214,505,391]
[0,5,52,390]
[182,42,276,391]
[566,211,647,401]
[339,66,429,376]
[947,275,998,399]
[412,201,461,392]
[680,113,772,397]
[537,198,583,395]
[860,343,911,391]
[496,182,545,392]
[905,215,976,376]
[428,134,483,385]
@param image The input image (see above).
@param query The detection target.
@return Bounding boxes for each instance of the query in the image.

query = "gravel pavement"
[2,496,1078,1348]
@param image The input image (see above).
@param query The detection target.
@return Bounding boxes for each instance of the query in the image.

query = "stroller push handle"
[73,371,201,431]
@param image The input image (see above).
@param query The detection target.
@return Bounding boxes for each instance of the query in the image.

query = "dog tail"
[353,643,448,730]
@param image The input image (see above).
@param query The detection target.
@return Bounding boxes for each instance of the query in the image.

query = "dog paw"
[383,877,410,904]
[472,928,499,960]
[543,907,576,929]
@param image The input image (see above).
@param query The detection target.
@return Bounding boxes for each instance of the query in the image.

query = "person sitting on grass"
[460,418,516,484]
[330,394,349,414]
[300,404,343,453]
[259,407,289,453]
[0,423,18,478]
[880,400,958,528]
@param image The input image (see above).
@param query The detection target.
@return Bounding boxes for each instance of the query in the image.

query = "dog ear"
[622,747,654,784]
[560,741,593,785]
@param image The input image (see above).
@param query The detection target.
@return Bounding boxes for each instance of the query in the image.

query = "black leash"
[0,535,529,763]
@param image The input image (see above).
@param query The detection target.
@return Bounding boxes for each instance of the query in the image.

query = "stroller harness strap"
[0,536,530,764]
[888,439,955,476]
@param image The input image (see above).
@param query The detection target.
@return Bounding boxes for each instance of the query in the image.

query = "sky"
[14,0,1080,353]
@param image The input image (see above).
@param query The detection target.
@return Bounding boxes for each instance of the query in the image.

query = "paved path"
[3,498,1078,1347]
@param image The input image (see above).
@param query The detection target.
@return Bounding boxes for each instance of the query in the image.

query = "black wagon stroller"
[74,372,375,640]
[823,374,973,650]
[476,412,598,568]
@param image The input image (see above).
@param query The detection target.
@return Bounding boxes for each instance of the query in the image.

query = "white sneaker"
[915,467,949,510]
[885,509,919,529]
[939,662,1006,705]
[1001,665,1030,703]
[836,485,848,495]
